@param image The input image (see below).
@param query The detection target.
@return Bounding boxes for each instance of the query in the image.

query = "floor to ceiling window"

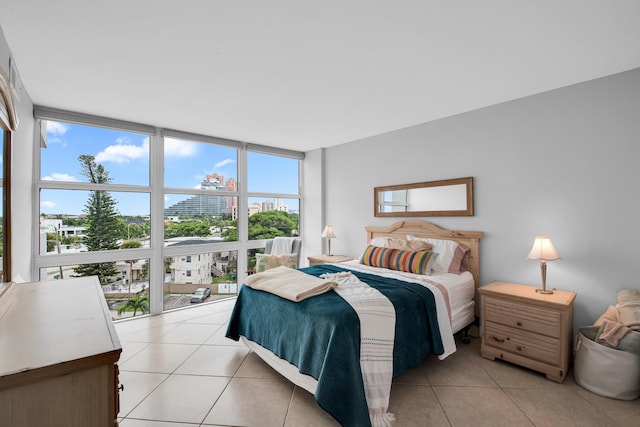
[34,108,302,318]
[245,151,300,271]
[36,116,154,318]
[161,133,241,311]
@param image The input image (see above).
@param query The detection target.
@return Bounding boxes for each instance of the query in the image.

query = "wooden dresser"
[479,281,576,383]
[0,277,122,426]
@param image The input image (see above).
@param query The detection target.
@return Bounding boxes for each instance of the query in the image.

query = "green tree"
[116,293,149,317]
[46,232,56,252]
[251,210,297,235]
[122,219,149,240]
[222,210,298,241]
[61,234,83,247]
[73,155,120,283]
[164,221,211,239]
[221,226,238,241]
[140,260,149,280]
[121,240,143,295]
[64,217,88,227]
[120,239,143,250]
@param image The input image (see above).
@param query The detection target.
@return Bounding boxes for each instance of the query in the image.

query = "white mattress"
[238,262,477,395]
[336,259,475,333]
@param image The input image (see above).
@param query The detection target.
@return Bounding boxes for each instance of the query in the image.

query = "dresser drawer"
[484,297,560,337]
[485,321,560,366]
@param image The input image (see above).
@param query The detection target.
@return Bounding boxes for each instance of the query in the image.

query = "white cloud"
[46,137,66,146]
[95,139,149,164]
[47,121,69,136]
[42,172,78,181]
[41,200,57,208]
[213,158,235,169]
[164,138,197,157]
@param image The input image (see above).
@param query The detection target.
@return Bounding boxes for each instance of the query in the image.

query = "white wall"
[0,27,35,282]
[322,68,640,331]
[301,147,326,264]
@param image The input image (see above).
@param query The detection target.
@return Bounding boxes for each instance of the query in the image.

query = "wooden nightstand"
[307,254,353,266]
[479,281,576,383]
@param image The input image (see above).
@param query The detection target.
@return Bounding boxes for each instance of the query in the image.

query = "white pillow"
[369,236,390,247]
[255,253,298,272]
[369,236,432,251]
[406,235,470,274]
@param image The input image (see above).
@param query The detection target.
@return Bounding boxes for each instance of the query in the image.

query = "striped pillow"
[360,245,438,275]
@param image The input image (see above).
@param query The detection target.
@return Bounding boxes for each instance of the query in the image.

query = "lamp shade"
[527,236,562,261]
[321,225,336,239]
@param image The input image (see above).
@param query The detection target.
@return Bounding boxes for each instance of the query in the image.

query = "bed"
[226,220,483,426]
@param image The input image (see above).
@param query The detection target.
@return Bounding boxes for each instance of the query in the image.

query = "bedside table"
[479,281,576,383]
[307,254,353,266]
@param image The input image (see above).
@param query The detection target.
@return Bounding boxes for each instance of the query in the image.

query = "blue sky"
[41,121,299,216]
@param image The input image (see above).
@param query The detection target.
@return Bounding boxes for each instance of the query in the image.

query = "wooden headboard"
[365,220,484,312]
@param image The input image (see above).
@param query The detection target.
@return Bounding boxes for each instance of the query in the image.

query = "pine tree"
[73,155,120,283]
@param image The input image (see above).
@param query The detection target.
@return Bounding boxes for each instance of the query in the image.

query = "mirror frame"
[374,177,474,217]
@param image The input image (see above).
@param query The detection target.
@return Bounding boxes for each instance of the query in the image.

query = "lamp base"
[536,261,554,294]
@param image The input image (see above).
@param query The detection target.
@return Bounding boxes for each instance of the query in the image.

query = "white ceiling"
[1,1,640,152]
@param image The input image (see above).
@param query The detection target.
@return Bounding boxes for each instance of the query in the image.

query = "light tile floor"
[115,298,639,426]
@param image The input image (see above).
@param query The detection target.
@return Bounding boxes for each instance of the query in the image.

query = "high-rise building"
[165,174,289,218]
[164,194,229,217]
[261,200,275,212]
[248,202,261,217]
[164,175,235,217]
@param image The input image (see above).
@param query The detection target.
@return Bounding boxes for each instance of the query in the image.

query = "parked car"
[190,287,211,303]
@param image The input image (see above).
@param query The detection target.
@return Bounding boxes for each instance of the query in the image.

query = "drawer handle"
[516,321,523,327]
[119,384,124,391]
[490,335,505,344]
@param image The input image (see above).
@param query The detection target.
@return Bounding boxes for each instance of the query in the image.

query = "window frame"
[33,107,303,315]
[0,66,19,284]
[245,148,302,244]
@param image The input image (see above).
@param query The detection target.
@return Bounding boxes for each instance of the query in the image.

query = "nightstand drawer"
[485,321,560,366]
[484,297,560,337]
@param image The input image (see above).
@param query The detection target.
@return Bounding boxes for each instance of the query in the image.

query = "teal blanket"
[225,265,443,427]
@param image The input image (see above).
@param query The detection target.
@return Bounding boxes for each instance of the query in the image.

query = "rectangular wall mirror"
[374,177,474,217]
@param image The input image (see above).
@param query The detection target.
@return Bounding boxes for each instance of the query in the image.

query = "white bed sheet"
[336,259,475,334]
[238,262,477,397]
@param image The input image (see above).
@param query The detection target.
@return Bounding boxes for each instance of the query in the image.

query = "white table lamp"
[527,236,562,294]
[321,225,336,256]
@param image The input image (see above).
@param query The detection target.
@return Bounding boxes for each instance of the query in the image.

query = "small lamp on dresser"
[526,236,562,294]
[321,225,336,256]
